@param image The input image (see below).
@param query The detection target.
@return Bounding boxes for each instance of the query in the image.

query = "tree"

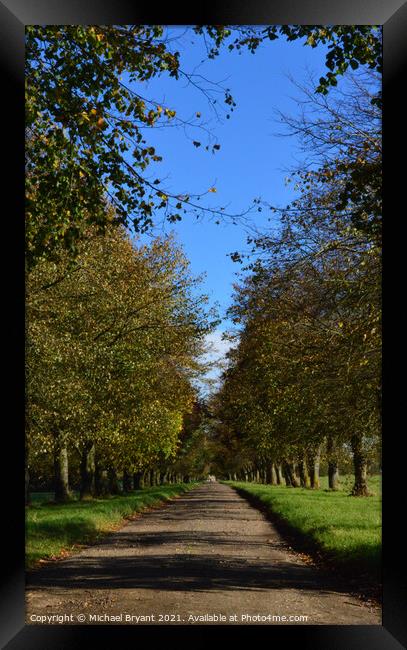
[219,70,381,495]
[26,221,216,501]
[26,26,382,267]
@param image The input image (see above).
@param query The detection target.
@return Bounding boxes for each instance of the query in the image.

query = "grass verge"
[26,483,199,570]
[226,475,381,589]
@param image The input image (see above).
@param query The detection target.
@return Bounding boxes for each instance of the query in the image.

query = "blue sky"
[123,28,330,387]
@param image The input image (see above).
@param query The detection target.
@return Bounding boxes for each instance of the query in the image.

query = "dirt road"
[26,482,380,625]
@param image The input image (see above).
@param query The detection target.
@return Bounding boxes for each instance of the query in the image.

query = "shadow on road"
[27,551,344,595]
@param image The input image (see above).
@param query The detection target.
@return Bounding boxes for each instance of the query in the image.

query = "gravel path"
[26,482,381,625]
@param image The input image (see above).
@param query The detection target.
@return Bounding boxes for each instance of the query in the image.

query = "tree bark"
[284,461,300,487]
[122,469,133,493]
[80,443,95,500]
[298,458,310,488]
[328,461,340,490]
[265,463,277,485]
[108,467,121,495]
[282,462,291,486]
[308,446,321,489]
[351,434,371,496]
[275,463,283,485]
[95,465,109,496]
[327,435,340,490]
[133,471,143,489]
[54,438,72,503]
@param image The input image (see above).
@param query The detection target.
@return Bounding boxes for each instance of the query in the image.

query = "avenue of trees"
[26,224,216,502]
[25,25,382,502]
[211,70,381,496]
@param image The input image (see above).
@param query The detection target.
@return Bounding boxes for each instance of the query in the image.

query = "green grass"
[26,483,198,570]
[226,475,381,581]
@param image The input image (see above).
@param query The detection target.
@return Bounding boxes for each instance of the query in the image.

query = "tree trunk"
[108,467,121,495]
[80,443,95,500]
[328,461,340,490]
[327,435,340,490]
[298,458,310,488]
[265,463,277,485]
[351,434,371,496]
[282,462,291,486]
[293,462,302,486]
[275,463,283,485]
[122,469,133,493]
[95,465,109,496]
[308,446,321,489]
[133,471,143,489]
[54,439,72,503]
[284,461,300,487]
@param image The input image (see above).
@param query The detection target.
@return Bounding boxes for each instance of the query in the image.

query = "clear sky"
[123,28,330,388]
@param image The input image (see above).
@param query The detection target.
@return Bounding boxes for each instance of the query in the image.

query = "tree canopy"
[26,25,381,268]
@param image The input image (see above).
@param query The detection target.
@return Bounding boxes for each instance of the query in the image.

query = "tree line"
[26,223,215,502]
[210,71,381,496]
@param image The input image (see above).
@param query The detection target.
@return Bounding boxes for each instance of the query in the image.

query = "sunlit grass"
[227,475,381,580]
[26,483,198,570]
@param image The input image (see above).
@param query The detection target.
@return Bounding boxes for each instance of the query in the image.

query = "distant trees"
[26,223,216,502]
[214,71,381,495]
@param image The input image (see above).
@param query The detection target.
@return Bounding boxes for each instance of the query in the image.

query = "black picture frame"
[1,1,405,647]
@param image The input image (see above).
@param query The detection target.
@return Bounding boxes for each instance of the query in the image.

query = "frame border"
[1,1,405,647]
